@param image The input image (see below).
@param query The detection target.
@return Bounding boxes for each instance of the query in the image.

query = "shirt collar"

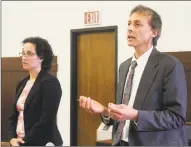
[131,46,153,65]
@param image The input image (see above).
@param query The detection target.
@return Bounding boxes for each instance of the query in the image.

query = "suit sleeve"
[23,77,62,143]
[136,59,187,131]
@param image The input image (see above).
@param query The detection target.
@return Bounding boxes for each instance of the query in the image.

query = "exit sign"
[84,11,100,25]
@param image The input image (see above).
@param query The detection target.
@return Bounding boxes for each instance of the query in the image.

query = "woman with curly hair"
[8,37,63,146]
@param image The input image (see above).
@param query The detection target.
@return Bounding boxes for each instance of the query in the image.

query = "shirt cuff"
[134,120,138,126]
[101,113,111,124]
[101,113,110,119]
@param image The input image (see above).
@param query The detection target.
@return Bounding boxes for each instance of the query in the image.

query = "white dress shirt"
[121,46,153,142]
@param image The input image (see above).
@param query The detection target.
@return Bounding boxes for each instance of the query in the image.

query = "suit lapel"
[13,77,29,110]
[24,70,46,110]
[133,48,160,109]
[116,58,132,104]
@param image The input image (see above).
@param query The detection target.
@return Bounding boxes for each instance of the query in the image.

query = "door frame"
[70,26,118,145]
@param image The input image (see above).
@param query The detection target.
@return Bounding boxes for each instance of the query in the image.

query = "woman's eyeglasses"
[19,51,37,57]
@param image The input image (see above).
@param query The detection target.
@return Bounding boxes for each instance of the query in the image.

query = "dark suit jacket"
[8,69,63,146]
[102,48,188,146]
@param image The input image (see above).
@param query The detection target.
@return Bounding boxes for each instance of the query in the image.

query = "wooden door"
[76,31,116,146]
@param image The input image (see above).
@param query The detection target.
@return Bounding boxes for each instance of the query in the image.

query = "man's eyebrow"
[128,20,141,23]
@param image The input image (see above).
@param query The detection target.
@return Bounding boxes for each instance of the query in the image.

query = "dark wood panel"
[166,52,191,63]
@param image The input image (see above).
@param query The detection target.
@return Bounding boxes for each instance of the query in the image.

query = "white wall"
[2,1,191,145]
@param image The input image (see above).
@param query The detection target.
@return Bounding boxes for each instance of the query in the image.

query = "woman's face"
[21,42,42,71]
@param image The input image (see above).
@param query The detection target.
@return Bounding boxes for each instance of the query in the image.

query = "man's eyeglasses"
[19,51,37,57]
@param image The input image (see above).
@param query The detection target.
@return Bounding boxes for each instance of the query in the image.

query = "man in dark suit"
[79,5,187,146]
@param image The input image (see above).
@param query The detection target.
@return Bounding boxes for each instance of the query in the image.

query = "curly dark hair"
[130,5,162,47]
[22,37,54,71]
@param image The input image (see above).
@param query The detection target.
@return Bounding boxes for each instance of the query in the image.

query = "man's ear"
[151,29,158,38]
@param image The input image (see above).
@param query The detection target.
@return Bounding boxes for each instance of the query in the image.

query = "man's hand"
[10,138,25,146]
[79,96,109,115]
[108,103,138,121]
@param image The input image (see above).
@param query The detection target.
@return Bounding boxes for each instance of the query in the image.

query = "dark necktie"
[112,60,137,145]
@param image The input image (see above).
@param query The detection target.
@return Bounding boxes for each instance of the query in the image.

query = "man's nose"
[128,24,134,33]
[128,29,133,33]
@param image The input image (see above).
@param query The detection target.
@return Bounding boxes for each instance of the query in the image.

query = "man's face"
[127,12,156,48]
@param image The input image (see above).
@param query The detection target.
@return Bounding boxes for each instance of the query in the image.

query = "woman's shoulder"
[41,71,58,80]
[40,71,61,86]
[39,71,61,93]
